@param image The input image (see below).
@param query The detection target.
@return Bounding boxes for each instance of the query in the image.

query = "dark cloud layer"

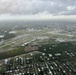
[0,0,76,15]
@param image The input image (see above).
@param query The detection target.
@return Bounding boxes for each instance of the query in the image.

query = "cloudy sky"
[0,0,76,20]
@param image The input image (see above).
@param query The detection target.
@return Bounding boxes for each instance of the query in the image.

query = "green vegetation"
[38,41,76,59]
[0,46,25,60]
[1,45,11,49]
[3,33,16,40]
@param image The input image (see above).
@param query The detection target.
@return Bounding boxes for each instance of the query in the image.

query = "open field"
[0,27,76,53]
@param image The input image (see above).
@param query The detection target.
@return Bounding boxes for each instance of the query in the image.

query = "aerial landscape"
[0,0,76,75]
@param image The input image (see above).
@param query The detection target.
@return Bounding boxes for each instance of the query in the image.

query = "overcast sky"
[0,0,76,20]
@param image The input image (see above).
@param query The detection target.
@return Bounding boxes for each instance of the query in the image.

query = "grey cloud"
[0,0,76,15]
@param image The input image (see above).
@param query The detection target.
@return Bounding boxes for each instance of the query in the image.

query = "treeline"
[0,47,24,60]
[3,33,15,40]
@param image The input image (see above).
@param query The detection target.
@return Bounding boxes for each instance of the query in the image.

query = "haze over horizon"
[0,0,76,21]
